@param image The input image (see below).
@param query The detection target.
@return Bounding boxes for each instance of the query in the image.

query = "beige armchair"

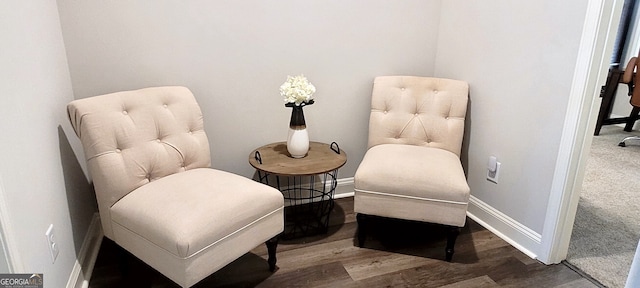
[67,86,284,287]
[354,76,470,261]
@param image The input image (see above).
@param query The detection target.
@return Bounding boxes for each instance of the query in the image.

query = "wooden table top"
[249,141,347,176]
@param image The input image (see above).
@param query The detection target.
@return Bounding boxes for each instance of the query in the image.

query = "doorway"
[565,1,640,287]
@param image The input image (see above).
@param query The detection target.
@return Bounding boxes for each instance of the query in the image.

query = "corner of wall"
[66,213,102,288]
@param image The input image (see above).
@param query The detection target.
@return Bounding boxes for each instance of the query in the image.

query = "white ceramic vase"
[287,128,309,158]
[286,103,311,158]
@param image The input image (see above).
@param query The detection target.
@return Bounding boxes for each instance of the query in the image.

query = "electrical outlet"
[45,224,59,263]
[487,162,501,184]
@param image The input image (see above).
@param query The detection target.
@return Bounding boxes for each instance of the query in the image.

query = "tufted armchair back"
[368,76,469,157]
[67,86,211,238]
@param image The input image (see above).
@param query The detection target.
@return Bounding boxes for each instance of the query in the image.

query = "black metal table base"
[257,170,338,239]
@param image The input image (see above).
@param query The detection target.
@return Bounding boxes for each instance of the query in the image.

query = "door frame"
[539,0,624,264]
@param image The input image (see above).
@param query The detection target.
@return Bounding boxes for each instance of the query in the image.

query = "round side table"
[249,141,347,238]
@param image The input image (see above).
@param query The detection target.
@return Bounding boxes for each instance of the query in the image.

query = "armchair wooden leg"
[266,236,279,272]
[445,226,460,262]
[356,213,366,247]
[114,241,131,277]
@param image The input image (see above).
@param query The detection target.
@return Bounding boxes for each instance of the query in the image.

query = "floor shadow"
[279,201,345,244]
[58,126,98,256]
[355,215,480,264]
[91,238,275,288]
[195,253,276,288]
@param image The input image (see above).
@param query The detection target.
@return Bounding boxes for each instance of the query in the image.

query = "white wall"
[435,1,588,235]
[0,1,97,287]
[56,0,443,179]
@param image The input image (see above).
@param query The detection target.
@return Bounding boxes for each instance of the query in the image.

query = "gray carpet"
[567,125,640,288]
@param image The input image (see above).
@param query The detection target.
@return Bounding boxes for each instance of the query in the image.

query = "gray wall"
[0,1,97,287]
[434,1,587,235]
[56,0,443,179]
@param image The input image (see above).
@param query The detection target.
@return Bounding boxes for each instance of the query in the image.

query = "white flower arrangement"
[280,74,316,106]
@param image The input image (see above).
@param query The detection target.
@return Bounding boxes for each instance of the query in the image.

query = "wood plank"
[437,275,498,288]
[343,251,438,281]
[257,262,353,288]
[273,238,390,274]
[350,245,546,287]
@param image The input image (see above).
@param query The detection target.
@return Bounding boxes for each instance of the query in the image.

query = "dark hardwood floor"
[89,197,602,287]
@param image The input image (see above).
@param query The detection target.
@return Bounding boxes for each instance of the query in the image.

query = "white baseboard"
[66,213,103,288]
[467,196,540,259]
[334,177,354,199]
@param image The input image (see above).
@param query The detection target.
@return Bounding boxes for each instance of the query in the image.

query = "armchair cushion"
[354,144,469,227]
[111,168,283,259]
